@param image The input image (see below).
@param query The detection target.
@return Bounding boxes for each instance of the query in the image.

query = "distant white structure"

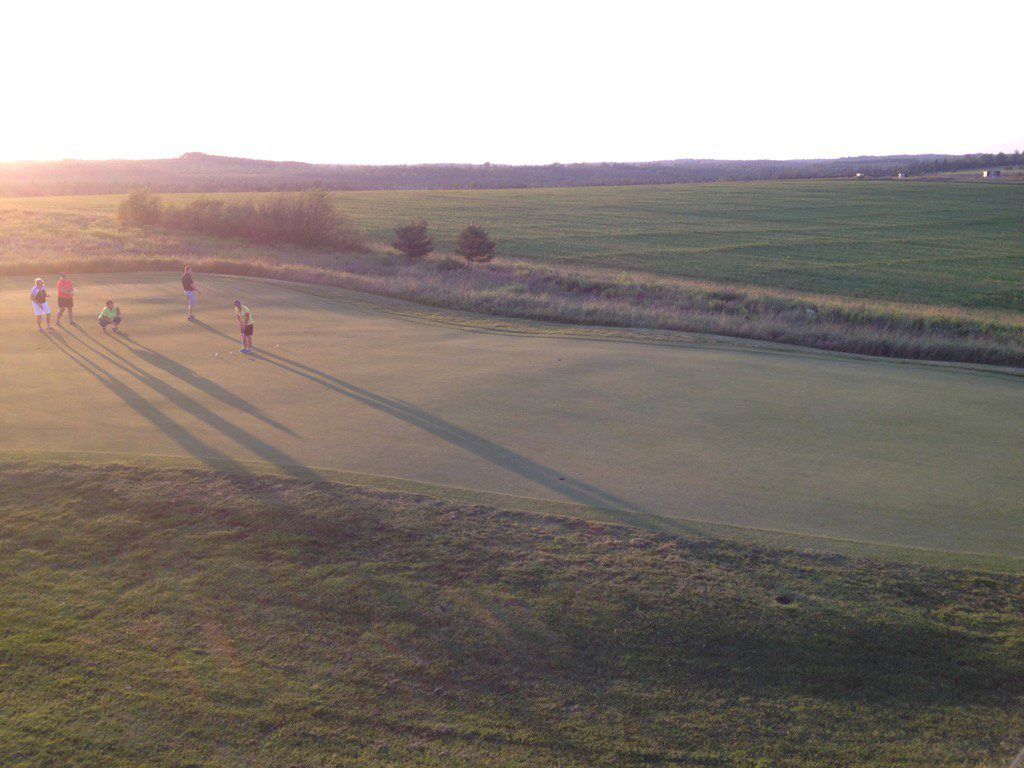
[854,172,865,178]
[982,170,1001,178]
[896,172,907,179]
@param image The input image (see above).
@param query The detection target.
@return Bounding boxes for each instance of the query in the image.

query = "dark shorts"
[58,297,73,308]
[98,316,122,327]
[243,324,254,336]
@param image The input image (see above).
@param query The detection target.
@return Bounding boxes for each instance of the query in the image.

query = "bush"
[391,220,434,259]
[455,225,496,266]
[161,189,363,251]
[117,190,162,228]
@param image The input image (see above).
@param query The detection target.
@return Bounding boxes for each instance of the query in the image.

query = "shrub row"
[119,189,364,251]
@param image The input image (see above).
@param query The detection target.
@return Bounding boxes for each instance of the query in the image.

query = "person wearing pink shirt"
[55,272,76,325]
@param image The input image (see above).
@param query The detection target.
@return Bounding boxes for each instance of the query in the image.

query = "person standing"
[30,278,53,331]
[234,299,254,353]
[97,300,123,333]
[55,272,76,325]
[182,265,201,321]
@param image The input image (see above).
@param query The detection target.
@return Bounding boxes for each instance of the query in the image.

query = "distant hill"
[0,150,1020,196]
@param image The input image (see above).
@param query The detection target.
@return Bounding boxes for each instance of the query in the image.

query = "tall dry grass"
[3,251,1021,367]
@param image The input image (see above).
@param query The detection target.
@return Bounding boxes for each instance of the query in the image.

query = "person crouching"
[97,300,123,333]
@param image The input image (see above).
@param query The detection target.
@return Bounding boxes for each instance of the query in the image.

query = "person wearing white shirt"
[30,278,53,331]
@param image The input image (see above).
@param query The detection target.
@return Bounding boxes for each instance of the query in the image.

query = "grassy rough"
[1,463,1022,767]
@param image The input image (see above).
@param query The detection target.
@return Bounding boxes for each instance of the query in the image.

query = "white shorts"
[184,290,196,306]
[33,301,50,316]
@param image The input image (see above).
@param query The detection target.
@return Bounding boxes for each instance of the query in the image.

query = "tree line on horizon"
[5,150,1021,196]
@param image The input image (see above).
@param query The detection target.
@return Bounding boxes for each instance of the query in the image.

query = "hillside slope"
[1,150,1018,195]
[1,462,1022,767]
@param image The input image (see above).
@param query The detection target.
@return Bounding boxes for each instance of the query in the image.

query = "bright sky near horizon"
[2,0,1021,165]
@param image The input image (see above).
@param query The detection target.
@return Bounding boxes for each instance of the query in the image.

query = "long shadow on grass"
[190,320,635,511]
[61,327,319,481]
[46,334,247,472]
[109,334,297,436]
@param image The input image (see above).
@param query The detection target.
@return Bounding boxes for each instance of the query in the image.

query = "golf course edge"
[5,449,1021,574]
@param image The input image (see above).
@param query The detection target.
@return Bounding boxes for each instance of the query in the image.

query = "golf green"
[2,272,1021,564]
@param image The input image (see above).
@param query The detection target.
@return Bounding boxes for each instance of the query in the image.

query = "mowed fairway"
[2,272,1022,564]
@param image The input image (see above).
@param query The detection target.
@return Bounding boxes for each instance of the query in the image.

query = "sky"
[2,0,1021,165]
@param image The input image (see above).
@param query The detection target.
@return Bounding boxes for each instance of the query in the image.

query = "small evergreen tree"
[117,189,162,228]
[454,224,496,267]
[391,220,434,259]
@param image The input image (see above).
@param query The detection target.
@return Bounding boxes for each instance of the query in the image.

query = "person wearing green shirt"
[97,300,123,333]
[233,299,254,353]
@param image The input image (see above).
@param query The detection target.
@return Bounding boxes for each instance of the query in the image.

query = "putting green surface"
[2,272,1021,564]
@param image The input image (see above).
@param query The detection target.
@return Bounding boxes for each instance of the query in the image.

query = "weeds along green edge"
[2,268,1022,375]
[1,255,1021,367]
[4,450,1022,574]
[261,276,1024,378]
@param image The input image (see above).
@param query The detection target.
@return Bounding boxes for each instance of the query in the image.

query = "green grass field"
[3,180,1023,310]
[335,181,1024,310]
[2,272,1021,568]
[2,462,1022,767]
[2,182,1023,764]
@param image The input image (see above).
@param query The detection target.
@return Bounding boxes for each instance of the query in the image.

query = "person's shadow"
[60,326,319,482]
[47,332,247,472]
[111,333,296,436]
[192,320,637,512]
